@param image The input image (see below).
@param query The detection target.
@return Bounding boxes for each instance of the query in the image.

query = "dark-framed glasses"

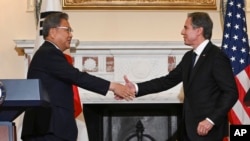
[56,26,73,33]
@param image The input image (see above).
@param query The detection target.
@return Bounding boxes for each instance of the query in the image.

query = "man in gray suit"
[123,12,238,141]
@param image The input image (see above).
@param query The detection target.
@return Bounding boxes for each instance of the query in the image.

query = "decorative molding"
[14,39,79,55]
[14,39,223,54]
[14,39,223,104]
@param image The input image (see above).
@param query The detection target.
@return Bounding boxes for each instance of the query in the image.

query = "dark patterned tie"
[192,52,197,67]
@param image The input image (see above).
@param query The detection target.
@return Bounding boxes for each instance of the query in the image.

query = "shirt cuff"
[206,118,215,125]
[133,82,139,95]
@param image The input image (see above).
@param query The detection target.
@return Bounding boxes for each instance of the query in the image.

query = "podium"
[0,79,49,141]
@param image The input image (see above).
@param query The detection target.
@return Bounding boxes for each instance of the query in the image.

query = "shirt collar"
[46,40,61,50]
[193,39,209,56]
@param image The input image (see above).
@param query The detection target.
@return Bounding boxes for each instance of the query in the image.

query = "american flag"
[221,0,250,125]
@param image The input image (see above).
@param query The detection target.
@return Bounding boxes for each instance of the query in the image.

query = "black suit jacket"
[136,42,238,141]
[21,41,110,140]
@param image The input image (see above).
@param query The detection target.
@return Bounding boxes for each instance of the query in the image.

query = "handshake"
[109,75,136,101]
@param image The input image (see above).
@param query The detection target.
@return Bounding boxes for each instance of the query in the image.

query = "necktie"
[192,52,197,67]
[64,54,83,117]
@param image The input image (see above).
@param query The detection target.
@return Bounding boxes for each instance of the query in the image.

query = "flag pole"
[220,0,227,31]
[34,0,42,29]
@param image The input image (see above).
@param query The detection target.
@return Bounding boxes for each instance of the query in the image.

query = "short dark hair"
[188,12,213,40]
[42,12,69,39]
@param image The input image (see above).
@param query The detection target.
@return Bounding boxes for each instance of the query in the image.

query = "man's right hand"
[113,75,137,100]
[109,82,134,101]
[124,75,136,94]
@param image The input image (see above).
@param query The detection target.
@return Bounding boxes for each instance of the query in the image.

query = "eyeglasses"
[56,26,73,33]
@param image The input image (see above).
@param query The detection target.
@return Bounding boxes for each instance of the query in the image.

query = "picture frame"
[62,0,217,10]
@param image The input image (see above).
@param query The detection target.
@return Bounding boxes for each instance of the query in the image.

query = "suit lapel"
[188,42,212,85]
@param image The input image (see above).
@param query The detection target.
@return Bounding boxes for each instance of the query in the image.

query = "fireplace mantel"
[14,39,221,104]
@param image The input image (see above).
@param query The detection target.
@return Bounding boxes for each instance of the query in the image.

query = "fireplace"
[83,103,182,141]
[14,39,221,141]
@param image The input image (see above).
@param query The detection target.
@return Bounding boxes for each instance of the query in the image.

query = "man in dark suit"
[21,12,134,141]
[123,12,238,141]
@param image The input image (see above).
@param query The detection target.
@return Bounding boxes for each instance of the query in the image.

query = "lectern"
[0,79,49,141]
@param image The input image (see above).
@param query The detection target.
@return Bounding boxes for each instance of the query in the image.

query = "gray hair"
[188,12,213,39]
[42,12,69,39]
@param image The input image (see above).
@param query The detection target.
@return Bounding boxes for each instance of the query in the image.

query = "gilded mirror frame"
[62,0,217,10]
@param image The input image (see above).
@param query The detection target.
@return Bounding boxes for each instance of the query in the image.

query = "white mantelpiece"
[14,39,221,104]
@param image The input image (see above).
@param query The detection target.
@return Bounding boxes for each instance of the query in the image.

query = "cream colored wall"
[1,0,250,79]
[0,1,35,78]
[67,11,221,41]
